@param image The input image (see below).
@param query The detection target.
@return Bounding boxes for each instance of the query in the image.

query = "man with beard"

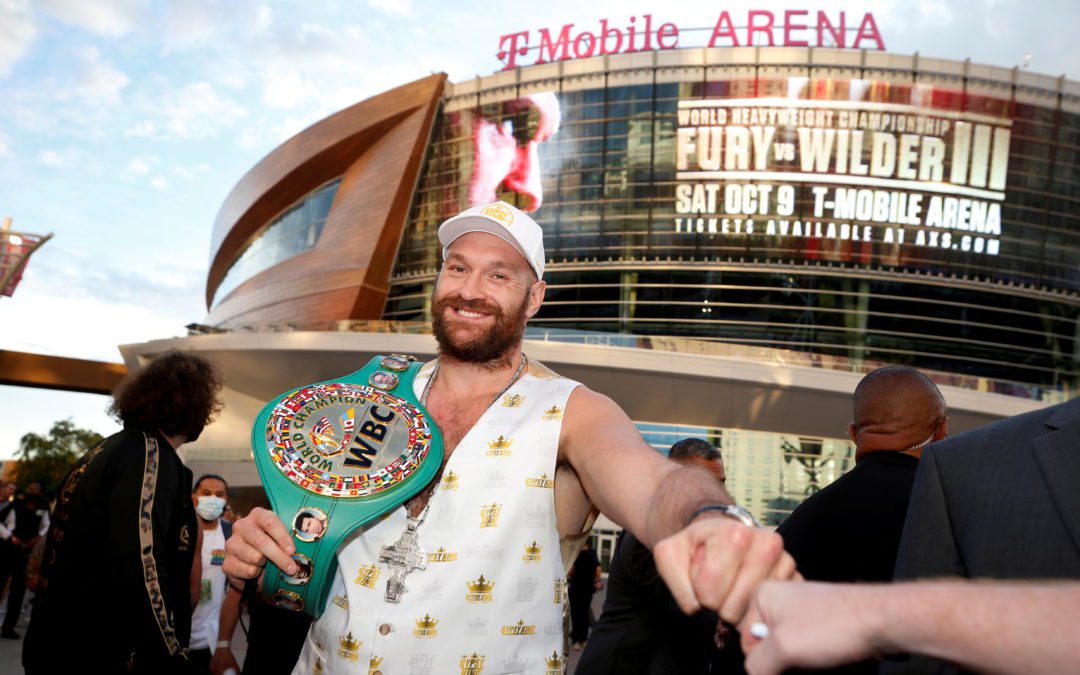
[224,202,796,675]
[24,351,223,674]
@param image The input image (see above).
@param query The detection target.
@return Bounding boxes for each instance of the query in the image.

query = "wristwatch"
[689,503,760,528]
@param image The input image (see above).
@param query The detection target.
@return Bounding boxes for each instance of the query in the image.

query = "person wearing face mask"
[190,474,243,675]
[23,351,224,674]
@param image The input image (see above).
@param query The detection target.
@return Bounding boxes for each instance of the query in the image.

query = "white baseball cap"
[438,201,545,279]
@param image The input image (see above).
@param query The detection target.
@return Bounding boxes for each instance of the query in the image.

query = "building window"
[213,178,342,306]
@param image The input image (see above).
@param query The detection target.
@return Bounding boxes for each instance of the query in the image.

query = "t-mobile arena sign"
[498,11,885,70]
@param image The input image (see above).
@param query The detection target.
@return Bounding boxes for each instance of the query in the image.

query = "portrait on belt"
[282,554,313,585]
[293,508,328,542]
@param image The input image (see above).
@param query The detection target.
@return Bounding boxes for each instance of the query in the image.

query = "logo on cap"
[481,204,514,227]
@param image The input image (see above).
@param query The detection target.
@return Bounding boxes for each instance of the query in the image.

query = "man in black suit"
[779,365,948,583]
[888,395,1080,674]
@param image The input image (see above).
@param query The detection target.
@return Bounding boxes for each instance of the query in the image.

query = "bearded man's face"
[431,233,542,365]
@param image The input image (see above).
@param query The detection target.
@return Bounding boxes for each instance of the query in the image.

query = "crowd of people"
[3,201,1078,674]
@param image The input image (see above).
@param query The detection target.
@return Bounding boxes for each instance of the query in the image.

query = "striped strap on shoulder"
[138,432,180,656]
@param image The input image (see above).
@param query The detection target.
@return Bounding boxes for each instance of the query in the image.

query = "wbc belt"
[251,354,443,618]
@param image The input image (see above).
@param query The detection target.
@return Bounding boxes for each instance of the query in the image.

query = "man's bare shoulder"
[564,385,624,419]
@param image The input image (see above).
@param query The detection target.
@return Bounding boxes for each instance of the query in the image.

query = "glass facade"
[213,178,341,306]
[387,64,1080,390]
[636,421,854,526]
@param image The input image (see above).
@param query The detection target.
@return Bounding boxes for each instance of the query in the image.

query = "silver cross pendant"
[377,518,428,603]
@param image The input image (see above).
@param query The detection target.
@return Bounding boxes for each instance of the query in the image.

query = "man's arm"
[560,387,795,623]
[209,586,242,675]
[742,580,1080,675]
[560,387,731,546]
[893,444,966,579]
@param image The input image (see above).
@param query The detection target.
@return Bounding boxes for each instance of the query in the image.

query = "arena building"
[124,35,1079,550]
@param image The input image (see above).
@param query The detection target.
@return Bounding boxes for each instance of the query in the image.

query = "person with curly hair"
[23,351,224,674]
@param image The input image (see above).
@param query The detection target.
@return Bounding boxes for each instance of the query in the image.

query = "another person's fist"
[739,581,883,675]
[222,506,297,580]
[653,515,797,625]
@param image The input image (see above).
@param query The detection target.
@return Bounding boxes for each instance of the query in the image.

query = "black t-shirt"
[778,451,919,583]
[776,451,919,675]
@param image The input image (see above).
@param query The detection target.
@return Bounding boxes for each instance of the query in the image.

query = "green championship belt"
[251,354,443,618]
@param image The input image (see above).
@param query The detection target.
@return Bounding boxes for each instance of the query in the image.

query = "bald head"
[851,365,947,459]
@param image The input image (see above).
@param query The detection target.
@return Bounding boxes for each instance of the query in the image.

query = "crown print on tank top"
[293,358,580,675]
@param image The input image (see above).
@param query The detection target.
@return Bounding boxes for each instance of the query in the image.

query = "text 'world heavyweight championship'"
[251,354,444,618]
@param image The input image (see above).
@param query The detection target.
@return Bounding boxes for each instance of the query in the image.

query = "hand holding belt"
[251,355,444,618]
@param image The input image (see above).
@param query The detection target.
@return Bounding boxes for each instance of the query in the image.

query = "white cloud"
[161,0,260,51]
[0,0,38,78]
[368,0,413,17]
[39,148,71,168]
[260,67,317,109]
[126,156,151,174]
[74,47,129,103]
[150,176,167,189]
[174,165,195,179]
[36,0,145,38]
[123,120,156,137]
[0,131,13,158]
[154,81,247,139]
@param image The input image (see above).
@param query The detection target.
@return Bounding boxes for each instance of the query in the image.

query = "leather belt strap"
[251,354,443,618]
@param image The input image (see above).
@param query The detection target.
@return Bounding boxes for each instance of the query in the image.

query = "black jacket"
[778,451,919,583]
[25,428,197,673]
[576,532,744,675]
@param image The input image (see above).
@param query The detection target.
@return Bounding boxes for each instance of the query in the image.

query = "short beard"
[431,292,528,368]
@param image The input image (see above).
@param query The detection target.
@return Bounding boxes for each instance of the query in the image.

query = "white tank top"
[191,521,227,650]
[293,358,580,675]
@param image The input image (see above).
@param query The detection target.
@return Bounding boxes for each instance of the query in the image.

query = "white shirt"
[190,521,228,650]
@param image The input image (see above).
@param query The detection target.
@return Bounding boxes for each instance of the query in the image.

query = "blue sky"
[1,0,1077,458]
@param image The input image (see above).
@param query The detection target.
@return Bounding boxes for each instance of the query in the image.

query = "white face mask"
[196,495,226,521]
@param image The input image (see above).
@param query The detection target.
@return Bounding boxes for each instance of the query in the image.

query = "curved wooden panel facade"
[205,73,446,328]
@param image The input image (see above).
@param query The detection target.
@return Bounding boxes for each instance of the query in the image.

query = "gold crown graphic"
[546,651,563,668]
[443,470,460,486]
[467,575,495,593]
[339,632,359,652]
[524,541,542,556]
[460,653,487,675]
[487,435,513,450]
[525,473,554,488]
[502,393,525,407]
[482,203,514,225]
[428,546,458,562]
[544,405,562,416]
[501,619,536,636]
[355,563,380,588]
[415,614,439,630]
[369,655,383,669]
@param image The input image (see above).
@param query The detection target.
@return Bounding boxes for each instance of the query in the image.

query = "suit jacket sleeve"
[894,443,966,580]
[885,444,966,675]
[105,434,185,665]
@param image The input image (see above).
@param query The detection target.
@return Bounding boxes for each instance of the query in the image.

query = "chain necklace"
[420,353,527,408]
[408,353,528,518]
